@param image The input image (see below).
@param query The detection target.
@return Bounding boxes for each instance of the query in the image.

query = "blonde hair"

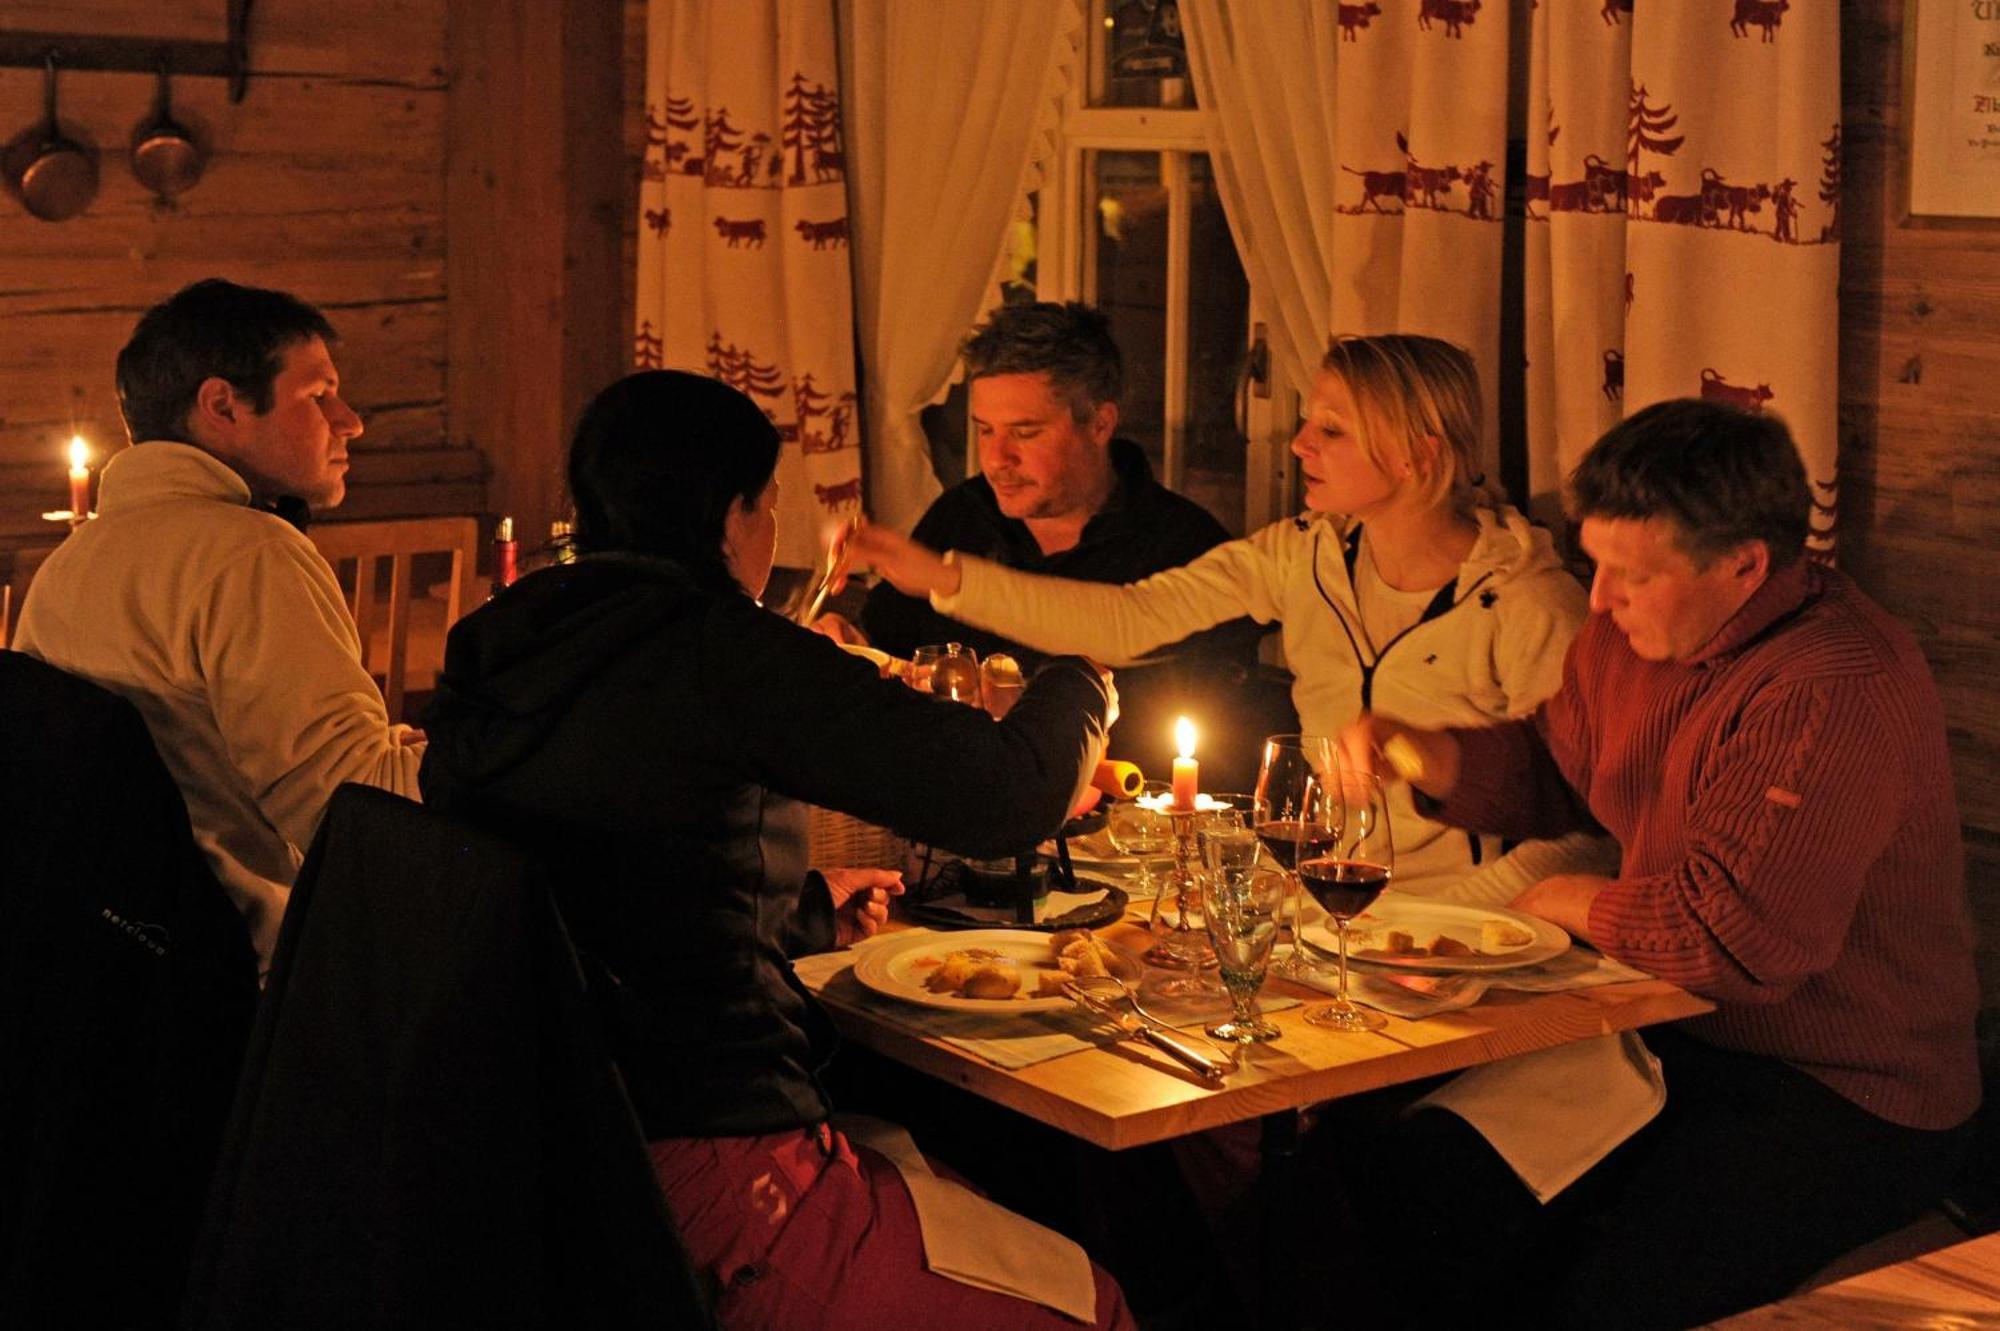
[1320,334,1490,517]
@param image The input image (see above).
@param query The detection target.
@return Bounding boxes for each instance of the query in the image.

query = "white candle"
[1171,716,1199,810]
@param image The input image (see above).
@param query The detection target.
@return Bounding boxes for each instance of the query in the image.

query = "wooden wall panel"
[445,0,626,554]
[1839,0,2000,843]
[0,1,459,545]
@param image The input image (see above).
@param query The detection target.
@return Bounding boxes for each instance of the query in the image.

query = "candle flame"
[67,435,89,472]
[1175,716,1197,759]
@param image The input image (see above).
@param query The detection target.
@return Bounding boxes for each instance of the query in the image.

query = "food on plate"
[1052,928,1142,982]
[915,930,1139,1001]
[960,961,1022,1000]
[924,948,1003,993]
[1481,918,1535,951]
[1354,925,1510,958]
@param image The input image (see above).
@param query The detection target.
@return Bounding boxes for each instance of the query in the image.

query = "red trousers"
[650,1124,1133,1329]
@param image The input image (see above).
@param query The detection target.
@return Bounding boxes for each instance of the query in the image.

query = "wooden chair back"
[1,543,63,650]
[308,517,480,721]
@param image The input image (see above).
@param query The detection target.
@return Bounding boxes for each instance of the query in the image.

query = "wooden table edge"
[818,977,1712,1151]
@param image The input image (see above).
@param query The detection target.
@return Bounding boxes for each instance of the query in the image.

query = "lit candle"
[1171,716,1199,810]
[492,514,518,594]
[66,435,91,520]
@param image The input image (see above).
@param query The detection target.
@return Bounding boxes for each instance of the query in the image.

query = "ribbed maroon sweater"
[1442,561,1981,1130]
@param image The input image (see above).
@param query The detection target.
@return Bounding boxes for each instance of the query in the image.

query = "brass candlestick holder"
[1143,803,1220,996]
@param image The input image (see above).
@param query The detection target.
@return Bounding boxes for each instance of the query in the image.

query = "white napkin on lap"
[1416,1030,1666,1202]
[834,1115,1100,1324]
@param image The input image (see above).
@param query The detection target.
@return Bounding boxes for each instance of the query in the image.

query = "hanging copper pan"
[3,54,97,222]
[131,63,203,200]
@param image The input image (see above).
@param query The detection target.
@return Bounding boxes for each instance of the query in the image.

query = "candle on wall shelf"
[66,435,92,523]
[1171,715,1199,810]
[491,515,518,598]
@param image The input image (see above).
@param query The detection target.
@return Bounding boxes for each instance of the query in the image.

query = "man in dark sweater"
[818,301,1262,780]
[1343,399,1981,1329]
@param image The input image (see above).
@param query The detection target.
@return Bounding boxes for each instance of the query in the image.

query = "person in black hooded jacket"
[419,370,1133,1329]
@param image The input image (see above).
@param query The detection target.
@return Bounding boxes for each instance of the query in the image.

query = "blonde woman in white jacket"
[849,334,1616,904]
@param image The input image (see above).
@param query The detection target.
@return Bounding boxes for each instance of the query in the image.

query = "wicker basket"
[805,805,908,871]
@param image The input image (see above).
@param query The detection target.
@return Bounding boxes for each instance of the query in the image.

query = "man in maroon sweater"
[1345,399,1981,1328]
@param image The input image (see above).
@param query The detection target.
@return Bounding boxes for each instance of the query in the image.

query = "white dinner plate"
[1299,895,1570,972]
[850,928,1078,1012]
[1037,828,1146,876]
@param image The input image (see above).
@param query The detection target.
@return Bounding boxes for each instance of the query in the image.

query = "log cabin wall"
[1841,0,2000,913]
[0,1,473,543]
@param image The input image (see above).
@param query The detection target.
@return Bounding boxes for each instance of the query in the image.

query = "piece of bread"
[1060,939,1109,979]
[1480,919,1534,951]
[1428,934,1473,957]
[1036,969,1072,997]
[1056,932,1141,981]
[1383,929,1416,953]
[961,961,1022,1000]
[926,948,1000,992]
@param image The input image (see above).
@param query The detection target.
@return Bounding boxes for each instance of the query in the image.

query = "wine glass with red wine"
[1298,769,1391,1031]
[1253,734,1340,980]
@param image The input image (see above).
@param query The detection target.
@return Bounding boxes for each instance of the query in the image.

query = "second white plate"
[1299,895,1570,972]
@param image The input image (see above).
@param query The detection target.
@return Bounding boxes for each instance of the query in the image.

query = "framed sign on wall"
[1904,0,2000,220]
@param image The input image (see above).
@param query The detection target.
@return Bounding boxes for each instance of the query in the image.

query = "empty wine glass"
[1202,830,1284,1043]
[1253,735,1341,981]
[1104,781,1172,898]
[1298,770,1392,1032]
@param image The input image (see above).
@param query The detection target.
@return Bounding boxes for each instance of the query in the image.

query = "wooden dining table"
[809,914,1712,1153]
[804,908,1714,1327]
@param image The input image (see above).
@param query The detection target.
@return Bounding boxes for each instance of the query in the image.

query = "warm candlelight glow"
[66,434,91,521]
[1171,716,1199,810]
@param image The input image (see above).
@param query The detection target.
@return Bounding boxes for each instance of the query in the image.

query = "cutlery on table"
[1064,978,1234,1082]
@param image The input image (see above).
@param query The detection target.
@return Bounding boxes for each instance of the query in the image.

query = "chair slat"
[307,517,481,722]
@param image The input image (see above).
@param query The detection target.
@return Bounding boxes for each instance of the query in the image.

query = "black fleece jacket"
[420,554,1110,1139]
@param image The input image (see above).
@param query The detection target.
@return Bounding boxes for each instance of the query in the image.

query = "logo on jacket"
[100,908,171,957]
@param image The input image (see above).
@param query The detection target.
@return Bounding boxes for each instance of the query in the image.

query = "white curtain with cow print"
[1184,0,1840,554]
[1525,0,1839,552]
[638,0,861,567]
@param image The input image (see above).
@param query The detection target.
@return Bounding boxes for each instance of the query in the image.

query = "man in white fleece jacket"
[15,278,423,962]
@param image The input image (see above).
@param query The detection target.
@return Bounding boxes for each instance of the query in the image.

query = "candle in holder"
[66,435,91,521]
[1171,716,1199,810]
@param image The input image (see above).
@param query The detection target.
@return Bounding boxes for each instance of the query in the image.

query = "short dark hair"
[567,370,781,590]
[1569,398,1811,569]
[116,278,338,444]
[961,301,1121,425]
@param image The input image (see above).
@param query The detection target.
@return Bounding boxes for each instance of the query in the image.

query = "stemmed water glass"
[1104,781,1173,899]
[1298,770,1392,1032]
[1201,826,1285,1043]
[1253,734,1341,980]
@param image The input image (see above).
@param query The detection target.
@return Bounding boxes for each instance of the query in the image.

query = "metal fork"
[1063,977,1235,1082]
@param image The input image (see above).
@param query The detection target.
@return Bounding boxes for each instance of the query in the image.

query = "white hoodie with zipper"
[935,503,1618,902]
